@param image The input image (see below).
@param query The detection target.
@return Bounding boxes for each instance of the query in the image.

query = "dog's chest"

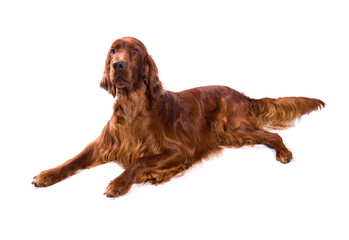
[112,108,160,168]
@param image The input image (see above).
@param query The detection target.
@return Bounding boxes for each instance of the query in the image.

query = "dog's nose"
[112,60,126,71]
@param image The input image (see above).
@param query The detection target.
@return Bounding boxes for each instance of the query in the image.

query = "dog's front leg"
[32,142,102,187]
[104,151,186,197]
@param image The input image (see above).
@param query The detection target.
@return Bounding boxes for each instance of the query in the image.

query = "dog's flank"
[32,37,325,197]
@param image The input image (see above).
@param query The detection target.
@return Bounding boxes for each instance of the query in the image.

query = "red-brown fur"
[32,37,325,197]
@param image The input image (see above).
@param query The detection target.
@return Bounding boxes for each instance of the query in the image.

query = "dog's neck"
[113,84,149,122]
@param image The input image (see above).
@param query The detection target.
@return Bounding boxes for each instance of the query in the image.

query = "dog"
[32,37,325,197]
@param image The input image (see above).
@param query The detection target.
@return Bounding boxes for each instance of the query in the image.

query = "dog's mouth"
[113,76,127,84]
[113,76,128,88]
[114,76,126,82]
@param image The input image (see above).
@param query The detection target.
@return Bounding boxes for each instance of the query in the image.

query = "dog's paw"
[104,176,133,198]
[32,169,63,187]
[276,148,293,164]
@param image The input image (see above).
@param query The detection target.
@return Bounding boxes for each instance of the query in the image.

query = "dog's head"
[100,37,163,99]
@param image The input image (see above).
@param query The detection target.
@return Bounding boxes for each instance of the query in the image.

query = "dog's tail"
[251,97,325,129]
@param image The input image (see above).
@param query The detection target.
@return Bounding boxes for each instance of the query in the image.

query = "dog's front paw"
[276,148,293,164]
[32,169,64,187]
[104,176,133,198]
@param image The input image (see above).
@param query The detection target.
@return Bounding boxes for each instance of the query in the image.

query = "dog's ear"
[100,57,116,98]
[143,55,164,100]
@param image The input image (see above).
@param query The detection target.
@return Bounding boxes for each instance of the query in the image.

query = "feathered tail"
[252,97,325,129]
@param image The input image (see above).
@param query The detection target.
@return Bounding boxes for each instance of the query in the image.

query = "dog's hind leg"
[239,128,292,164]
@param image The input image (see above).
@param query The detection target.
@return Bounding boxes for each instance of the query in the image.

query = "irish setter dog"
[32,37,325,197]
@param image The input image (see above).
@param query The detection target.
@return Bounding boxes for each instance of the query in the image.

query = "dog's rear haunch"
[32,37,325,197]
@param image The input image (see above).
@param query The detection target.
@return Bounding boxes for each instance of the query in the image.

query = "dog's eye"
[110,49,115,55]
[131,48,138,55]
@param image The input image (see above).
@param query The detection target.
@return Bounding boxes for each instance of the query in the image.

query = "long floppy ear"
[143,55,164,100]
[100,58,116,97]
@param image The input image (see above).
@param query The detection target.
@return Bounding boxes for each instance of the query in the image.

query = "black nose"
[112,60,125,71]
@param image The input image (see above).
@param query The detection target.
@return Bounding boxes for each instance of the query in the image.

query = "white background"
[1,0,348,239]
